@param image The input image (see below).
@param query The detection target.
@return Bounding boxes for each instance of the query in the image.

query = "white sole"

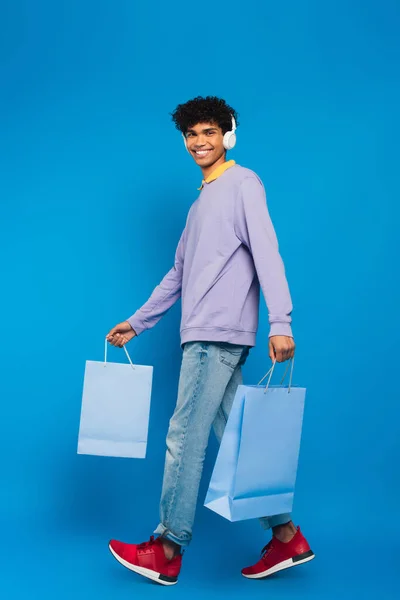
[108,544,178,586]
[242,551,315,579]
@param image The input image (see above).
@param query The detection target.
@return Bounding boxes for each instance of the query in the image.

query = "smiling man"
[106,96,314,585]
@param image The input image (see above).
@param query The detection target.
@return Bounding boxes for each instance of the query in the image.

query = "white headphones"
[182,115,237,153]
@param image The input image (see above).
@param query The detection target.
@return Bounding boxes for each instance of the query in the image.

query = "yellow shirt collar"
[197,159,236,191]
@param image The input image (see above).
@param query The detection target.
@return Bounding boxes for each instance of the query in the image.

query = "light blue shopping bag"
[77,339,153,459]
[204,359,306,521]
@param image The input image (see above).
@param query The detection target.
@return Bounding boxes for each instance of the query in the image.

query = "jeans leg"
[259,514,293,530]
[154,341,246,547]
[212,351,246,442]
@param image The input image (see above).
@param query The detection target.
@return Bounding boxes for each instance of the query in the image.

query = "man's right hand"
[106,321,137,347]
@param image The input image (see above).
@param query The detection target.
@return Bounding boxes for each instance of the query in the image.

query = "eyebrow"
[186,127,217,134]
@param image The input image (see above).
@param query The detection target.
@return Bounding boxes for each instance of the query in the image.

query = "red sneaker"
[109,535,182,586]
[242,526,315,579]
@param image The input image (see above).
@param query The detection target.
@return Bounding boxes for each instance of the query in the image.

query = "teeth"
[196,150,210,155]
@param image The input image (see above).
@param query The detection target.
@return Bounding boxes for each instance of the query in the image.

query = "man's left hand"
[269,336,295,363]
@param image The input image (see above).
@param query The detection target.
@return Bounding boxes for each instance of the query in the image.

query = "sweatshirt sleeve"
[234,175,293,338]
[126,227,185,336]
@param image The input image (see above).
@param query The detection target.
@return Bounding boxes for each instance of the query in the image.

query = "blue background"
[1,1,399,598]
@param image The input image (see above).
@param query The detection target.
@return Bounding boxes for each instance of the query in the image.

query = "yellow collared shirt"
[197,159,236,191]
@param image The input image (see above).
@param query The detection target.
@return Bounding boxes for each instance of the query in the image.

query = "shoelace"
[137,535,156,550]
[261,540,275,560]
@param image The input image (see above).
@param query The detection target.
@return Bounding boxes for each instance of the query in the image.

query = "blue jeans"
[153,341,292,547]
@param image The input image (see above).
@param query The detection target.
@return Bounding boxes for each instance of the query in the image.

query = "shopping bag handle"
[257,357,294,394]
[104,337,135,370]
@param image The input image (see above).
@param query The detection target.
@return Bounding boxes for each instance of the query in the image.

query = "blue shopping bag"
[77,339,153,459]
[204,359,306,521]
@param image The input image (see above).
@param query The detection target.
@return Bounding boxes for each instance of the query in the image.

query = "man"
[106,96,314,586]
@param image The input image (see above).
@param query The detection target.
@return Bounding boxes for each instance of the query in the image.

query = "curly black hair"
[170,96,239,136]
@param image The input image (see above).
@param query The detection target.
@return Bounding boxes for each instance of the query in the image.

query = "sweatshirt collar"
[197,159,236,191]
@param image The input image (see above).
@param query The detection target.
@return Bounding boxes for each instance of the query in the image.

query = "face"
[184,122,225,166]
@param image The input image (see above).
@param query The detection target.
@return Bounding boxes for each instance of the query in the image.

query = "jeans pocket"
[218,342,245,369]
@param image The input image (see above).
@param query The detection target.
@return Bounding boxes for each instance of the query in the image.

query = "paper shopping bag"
[77,339,153,458]
[204,359,305,521]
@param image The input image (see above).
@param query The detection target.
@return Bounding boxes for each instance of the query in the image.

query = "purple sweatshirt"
[127,163,293,347]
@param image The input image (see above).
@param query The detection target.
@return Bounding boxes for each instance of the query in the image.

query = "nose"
[193,134,208,148]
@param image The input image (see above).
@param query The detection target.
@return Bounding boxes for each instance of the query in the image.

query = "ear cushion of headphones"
[182,133,190,153]
[223,131,236,150]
